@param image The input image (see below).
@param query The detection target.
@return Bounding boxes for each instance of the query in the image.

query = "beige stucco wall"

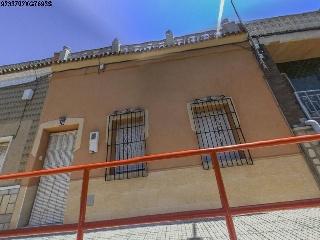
[64,153,319,224]
[30,42,299,181]
[224,154,320,206]
[16,40,319,229]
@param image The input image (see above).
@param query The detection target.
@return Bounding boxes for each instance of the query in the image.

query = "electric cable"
[230,0,268,70]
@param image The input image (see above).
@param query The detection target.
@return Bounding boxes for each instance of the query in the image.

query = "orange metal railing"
[0,134,320,240]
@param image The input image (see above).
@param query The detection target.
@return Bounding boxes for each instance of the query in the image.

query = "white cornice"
[0,67,51,88]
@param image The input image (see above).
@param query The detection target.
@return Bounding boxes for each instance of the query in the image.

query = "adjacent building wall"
[246,10,320,63]
[247,12,320,188]
[0,70,50,229]
[259,45,305,127]
[0,74,50,183]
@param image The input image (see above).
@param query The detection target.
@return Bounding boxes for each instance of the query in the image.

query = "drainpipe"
[305,120,320,134]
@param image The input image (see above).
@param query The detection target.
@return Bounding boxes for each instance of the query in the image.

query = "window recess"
[105,108,147,180]
[0,136,13,174]
[188,96,252,169]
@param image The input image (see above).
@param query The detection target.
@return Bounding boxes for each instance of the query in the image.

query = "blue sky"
[0,0,319,66]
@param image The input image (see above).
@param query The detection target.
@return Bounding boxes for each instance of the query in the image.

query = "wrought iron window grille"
[188,96,252,169]
[105,108,147,180]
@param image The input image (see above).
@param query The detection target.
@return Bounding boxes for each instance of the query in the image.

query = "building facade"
[11,23,320,228]
[0,60,51,230]
[0,11,319,232]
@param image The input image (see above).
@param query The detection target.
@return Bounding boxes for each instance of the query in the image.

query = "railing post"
[211,152,237,240]
[77,169,90,240]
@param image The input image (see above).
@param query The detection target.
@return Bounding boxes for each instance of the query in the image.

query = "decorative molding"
[187,96,238,132]
[111,108,144,116]
[106,109,149,142]
[190,95,226,104]
[31,118,84,157]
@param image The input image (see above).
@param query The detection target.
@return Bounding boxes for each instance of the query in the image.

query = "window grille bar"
[141,111,147,177]
[199,101,213,169]
[295,90,320,122]
[105,108,147,180]
[218,98,236,165]
[191,96,252,169]
[214,101,229,165]
[226,98,249,166]
[119,113,124,176]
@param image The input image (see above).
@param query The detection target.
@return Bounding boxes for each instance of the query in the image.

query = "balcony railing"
[295,90,320,121]
[0,134,320,240]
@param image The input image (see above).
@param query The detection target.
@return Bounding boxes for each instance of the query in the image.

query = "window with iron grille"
[188,96,252,169]
[105,108,147,180]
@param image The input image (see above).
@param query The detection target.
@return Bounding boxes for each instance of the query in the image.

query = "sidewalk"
[12,207,320,240]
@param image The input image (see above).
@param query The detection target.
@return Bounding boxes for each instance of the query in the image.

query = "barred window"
[188,96,252,169]
[106,108,147,180]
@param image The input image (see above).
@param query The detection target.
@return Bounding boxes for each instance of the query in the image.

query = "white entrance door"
[29,131,77,226]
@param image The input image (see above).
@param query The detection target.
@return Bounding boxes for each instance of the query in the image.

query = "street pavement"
[11,207,320,240]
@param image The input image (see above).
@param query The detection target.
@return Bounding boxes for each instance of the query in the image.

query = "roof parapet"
[1,11,319,72]
[63,23,243,62]
[112,39,121,54]
[166,30,175,47]
[221,19,241,35]
[1,19,244,70]
[58,46,71,61]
